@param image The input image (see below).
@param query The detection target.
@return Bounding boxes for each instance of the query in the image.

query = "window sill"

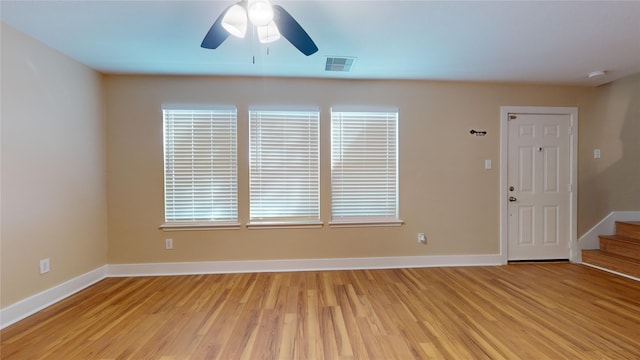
[247,221,323,230]
[329,220,405,228]
[159,222,241,231]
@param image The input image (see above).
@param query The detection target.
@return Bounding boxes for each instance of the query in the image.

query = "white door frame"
[499,106,578,264]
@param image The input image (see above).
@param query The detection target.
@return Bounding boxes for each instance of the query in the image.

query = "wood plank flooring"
[2,264,640,359]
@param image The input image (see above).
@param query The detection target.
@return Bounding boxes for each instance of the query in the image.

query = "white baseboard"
[615,211,640,222]
[578,211,640,250]
[577,211,640,263]
[0,254,501,329]
[578,212,617,250]
[581,263,640,282]
[0,266,107,330]
[107,254,503,277]
[4,210,638,331]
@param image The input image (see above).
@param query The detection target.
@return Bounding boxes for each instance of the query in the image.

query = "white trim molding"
[0,266,107,330]
[0,253,507,329]
[499,106,579,264]
[582,263,640,282]
[577,211,640,262]
[107,254,502,277]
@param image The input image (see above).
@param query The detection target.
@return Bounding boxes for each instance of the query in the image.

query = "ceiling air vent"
[325,57,355,72]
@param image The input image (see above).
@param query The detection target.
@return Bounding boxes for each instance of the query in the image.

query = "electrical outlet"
[165,238,173,250]
[418,233,426,244]
[40,258,50,274]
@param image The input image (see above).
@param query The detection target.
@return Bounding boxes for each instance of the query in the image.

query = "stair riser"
[583,222,640,280]
[600,238,640,260]
[582,252,640,278]
[616,222,640,241]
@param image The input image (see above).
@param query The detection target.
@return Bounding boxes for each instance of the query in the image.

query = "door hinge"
[568,126,573,135]
[509,114,517,120]
[569,183,573,193]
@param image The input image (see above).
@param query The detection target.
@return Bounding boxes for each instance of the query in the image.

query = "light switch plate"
[40,258,50,274]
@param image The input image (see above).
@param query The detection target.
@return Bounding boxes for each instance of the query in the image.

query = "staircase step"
[616,221,640,240]
[582,249,640,278]
[599,235,640,260]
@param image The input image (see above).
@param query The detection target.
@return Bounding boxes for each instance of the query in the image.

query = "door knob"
[509,196,517,202]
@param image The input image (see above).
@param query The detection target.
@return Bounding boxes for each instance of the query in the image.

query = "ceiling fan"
[201,0,318,56]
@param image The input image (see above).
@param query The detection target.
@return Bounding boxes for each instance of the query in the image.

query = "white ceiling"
[1,0,639,86]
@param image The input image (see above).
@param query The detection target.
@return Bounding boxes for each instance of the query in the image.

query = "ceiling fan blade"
[201,4,234,49]
[272,5,318,56]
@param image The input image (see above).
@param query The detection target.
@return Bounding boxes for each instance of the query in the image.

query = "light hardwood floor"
[2,264,640,359]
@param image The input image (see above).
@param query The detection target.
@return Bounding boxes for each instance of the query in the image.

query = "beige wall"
[578,74,640,234]
[0,23,108,307]
[2,20,638,310]
[104,75,600,264]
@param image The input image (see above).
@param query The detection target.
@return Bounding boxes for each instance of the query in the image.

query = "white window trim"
[329,220,404,228]
[162,107,238,226]
[159,222,241,231]
[248,107,321,224]
[158,105,407,230]
[246,220,324,230]
[330,108,402,225]
[330,105,399,113]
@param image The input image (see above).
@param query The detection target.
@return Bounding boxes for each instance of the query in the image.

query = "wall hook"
[470,129,487,136]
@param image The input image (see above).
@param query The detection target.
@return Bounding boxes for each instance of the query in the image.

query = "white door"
[507,113,571,260]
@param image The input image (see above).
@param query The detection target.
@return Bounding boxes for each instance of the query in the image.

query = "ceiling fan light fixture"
[202,1,317,55]
[248,0,274,26]
[257,21,281,43]
[221,4,248,38]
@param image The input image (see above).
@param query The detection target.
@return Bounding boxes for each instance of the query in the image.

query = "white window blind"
[249,109,320,222]
[163,108,238,224]
[331,110,399,223]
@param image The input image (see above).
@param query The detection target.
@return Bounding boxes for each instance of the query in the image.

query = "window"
[249,108,320,226]
[331,109,401,226]
[162,108,238,229]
